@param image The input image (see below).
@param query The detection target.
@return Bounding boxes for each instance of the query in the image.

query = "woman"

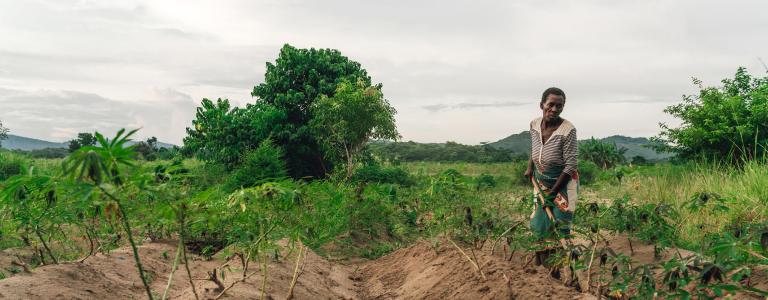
[525,87,579,239]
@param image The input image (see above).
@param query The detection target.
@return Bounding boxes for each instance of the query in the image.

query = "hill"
[0,135,68,151]
[488,132,671,160]
[0,134,176,151]
[485,131,531,154]
[599,135,671,160]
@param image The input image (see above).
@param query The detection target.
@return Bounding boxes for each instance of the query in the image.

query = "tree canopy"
[184,99,286,168]
[310,79,399,177]
[184,44,397,179]
[68,132,96,153]
[251,44,373,178]
[656,67,768,163]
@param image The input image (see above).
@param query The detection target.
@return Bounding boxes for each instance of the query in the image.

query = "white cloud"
[0,88,196,144]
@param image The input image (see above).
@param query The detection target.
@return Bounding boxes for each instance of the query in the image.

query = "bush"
[23,148,68,159]
[226,139,288,190]
[577,160,600,185]
[475,173,496,190]
[0,152,27,181]
[510,160,530,186]
[352,164,413,186]
[580,138,627,169]
[508,160,598,186]
[657,67,768,163]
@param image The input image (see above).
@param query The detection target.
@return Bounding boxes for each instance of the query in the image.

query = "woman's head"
[540,87,565,122]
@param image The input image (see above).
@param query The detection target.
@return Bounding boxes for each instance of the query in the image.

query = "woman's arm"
[524,158,534,178]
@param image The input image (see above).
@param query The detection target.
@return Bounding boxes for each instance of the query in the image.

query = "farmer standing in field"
[525,87,579,240]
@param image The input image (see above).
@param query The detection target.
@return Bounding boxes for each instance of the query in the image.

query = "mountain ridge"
[487,131,671,160]
[1,134,176,151]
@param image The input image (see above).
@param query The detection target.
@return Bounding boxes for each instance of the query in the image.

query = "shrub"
[475,173,496,190]
[577,160,600,185]
[226,139,288,190]
[631,155,649,166]
[580,138,627,169]
[510,160,530,186]
[352,164,413,186]
[0,152,26,181]
[21,148,68,159]
[657,67,768,163]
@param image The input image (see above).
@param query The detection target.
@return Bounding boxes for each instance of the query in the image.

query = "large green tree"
[656,68,768,162]
[251,44,372,178]
[133,136,159,161]
[184,44,394,179]
[310,79,399,177]
[183,98,286,168]
[68,132,96,153]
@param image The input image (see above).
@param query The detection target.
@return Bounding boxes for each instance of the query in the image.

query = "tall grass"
[597,160,768,249]
[403,159,768,250]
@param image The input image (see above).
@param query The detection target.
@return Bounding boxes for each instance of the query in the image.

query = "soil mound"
[359,240,586,299]
[0,239,598,299]
[0,240,357,299]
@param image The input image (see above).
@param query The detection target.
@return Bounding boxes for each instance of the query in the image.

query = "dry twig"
[286,245,307,300]
[447,237,486,280]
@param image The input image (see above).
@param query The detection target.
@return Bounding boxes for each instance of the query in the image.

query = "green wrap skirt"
[529,167,579,239]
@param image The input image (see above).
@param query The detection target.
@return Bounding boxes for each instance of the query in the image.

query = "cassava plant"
[63,128,155,300]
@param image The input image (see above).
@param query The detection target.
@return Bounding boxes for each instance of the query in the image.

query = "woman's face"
[541,94,565,122]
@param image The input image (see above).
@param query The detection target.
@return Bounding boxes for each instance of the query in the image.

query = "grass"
[402,160,768,251]
[595,161,768,249]
[401,161,521,177]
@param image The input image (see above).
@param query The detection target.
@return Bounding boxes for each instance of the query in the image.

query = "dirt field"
[0,238,595,299]
[0,236,765,299]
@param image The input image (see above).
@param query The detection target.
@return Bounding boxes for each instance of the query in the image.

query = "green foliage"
[576,160,600,185]
[509,160,531,186]
[369,141,521,163]
[475,173,496,190]
[22,148,69,159]
[657,67,768,163]
[0,152,27,181]
[133,137,159,161]
[67,132,96,153]
[155,146,182,161]
[631,155,649,166]
[0,119,8,147]
[351,164,413,186]
[580,138,627,169]
[226,139,288,190]
[311,79,399,177]
[185,44,387,180]
[184,98,287,169]
[252,44,373,178]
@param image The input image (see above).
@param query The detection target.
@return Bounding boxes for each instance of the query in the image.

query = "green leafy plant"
[62,128,155,299]
[656,67,768,164]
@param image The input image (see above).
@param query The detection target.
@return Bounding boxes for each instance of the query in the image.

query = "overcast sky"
[1,0,767,145]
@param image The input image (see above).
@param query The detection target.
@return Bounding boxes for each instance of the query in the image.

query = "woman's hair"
[540,87,566,104]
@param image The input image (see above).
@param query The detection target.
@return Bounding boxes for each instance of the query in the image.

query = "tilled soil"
[359,240,586,299]
[0,238,595,299]
[6,235,765,299]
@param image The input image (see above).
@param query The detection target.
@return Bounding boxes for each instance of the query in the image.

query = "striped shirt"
[530,117,578,177]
